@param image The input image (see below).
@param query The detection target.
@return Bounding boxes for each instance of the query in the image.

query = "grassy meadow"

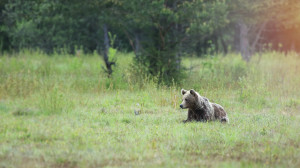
[0,51,300,167]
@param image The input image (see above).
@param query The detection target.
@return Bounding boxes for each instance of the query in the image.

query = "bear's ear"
[181,89,187,95]
[190,89,197,97]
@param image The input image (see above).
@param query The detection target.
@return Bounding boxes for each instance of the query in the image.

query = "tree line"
[0,0,299,82]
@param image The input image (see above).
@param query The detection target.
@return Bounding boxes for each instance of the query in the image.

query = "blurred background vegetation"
[1,1,300,167]
[0,0,300,82]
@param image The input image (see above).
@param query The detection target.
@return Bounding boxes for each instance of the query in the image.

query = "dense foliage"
[0,0,300,82]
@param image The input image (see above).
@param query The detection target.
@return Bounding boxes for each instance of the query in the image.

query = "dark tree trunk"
[134,32,140,58]
[220,37,228,55]
[103,24,115,77]
[174,23,181,71]
[213,35,219,54]
[234,23,240,53]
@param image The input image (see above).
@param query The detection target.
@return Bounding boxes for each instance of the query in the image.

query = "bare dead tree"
[238,20,267,62]
[239,20,251,62]
[102,24,115,77]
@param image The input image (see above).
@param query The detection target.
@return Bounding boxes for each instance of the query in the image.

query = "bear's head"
[180,89,200,109]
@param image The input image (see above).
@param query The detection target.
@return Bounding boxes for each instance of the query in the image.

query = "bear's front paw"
[182,119,190,123]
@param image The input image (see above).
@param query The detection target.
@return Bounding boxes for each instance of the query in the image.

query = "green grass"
[0,50,300,167]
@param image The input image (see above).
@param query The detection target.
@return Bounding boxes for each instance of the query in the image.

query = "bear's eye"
[185,98,188,102]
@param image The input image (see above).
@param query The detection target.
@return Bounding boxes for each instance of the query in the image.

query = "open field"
[0,51,300,167]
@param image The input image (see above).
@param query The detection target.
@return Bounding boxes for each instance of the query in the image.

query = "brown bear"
[180,89,229,123]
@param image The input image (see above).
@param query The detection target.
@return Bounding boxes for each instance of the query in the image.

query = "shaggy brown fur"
[180,89,229,123]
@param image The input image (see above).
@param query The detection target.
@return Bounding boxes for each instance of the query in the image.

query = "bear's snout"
[180,104,183,109]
